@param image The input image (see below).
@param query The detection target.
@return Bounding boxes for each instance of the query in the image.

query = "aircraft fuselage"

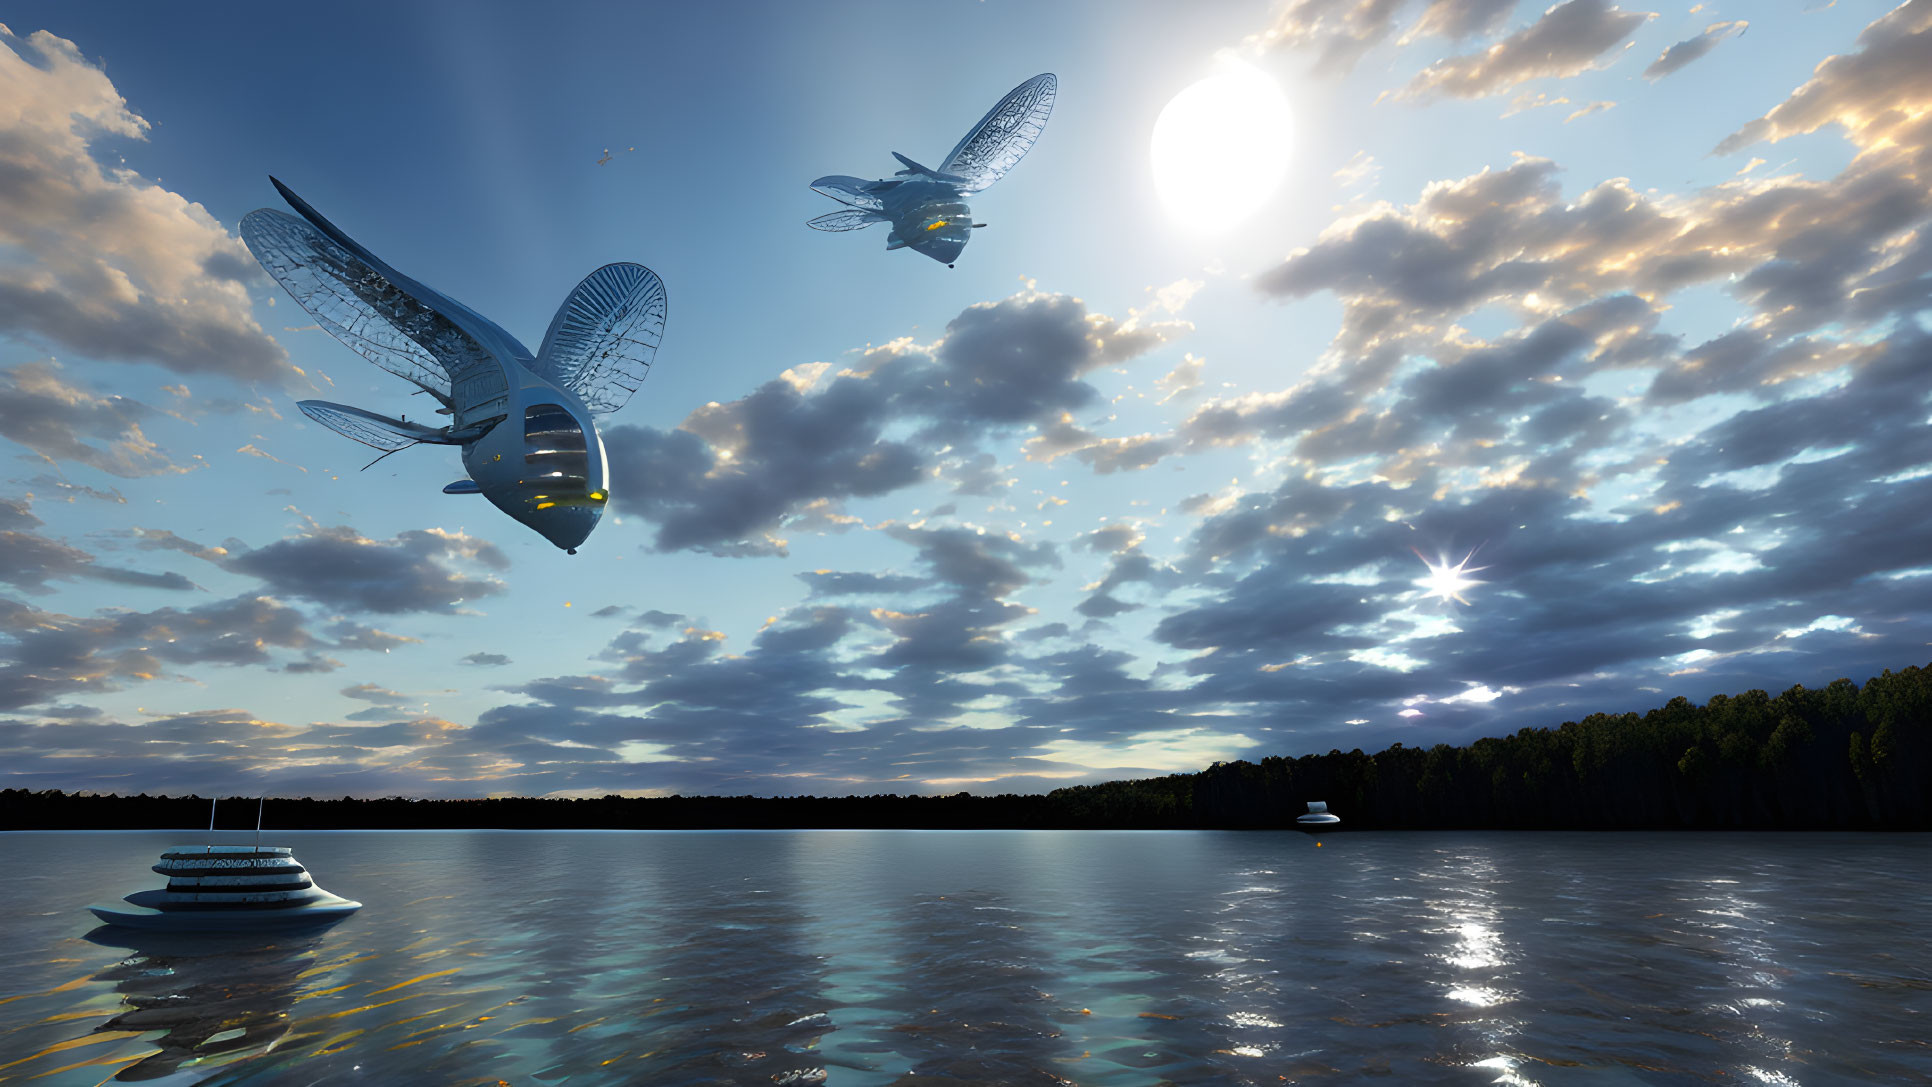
[879,178,974,265]
[460,362,608,552]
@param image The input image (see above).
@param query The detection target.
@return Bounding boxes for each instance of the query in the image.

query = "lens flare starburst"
[1413,547,1486,606]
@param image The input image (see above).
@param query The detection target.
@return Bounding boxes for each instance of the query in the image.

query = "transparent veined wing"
[534,263,667,415]
[808,208,889,231]
[241,209,495,399]
[810,175,890,211]
[940,73,1057,195]
[298,400,446,451]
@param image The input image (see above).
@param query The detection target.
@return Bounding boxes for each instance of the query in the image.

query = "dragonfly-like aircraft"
[809,73,1057,266]
[240,178,666,554]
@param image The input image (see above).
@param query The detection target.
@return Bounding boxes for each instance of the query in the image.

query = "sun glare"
[1150,59,1294,233]
[1414,548,1486,606]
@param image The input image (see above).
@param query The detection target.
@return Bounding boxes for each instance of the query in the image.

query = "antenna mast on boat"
[255,796,265,850]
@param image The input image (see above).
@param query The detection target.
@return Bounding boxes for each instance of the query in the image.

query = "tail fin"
[891,152,969,184]
[808,208,889,232]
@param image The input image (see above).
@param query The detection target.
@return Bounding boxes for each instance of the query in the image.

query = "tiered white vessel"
[89,844,362,930]
[1296,801,1341,830]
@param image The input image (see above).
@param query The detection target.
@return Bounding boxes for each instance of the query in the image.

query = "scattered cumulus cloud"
[0,27,291,384]
[1250,0,1519,74]
[1398,0,1653,100]
[0,364,189,478]
[1644,20,1748,80]
[603,290,1185,556]
[222,523,510,615]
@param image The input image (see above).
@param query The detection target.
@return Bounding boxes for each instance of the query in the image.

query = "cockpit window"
[524,404,591,496]
[525,404,582,447]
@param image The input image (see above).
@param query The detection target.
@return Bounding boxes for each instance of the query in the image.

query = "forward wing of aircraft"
[242,209,477,398]
[241,179,517,422]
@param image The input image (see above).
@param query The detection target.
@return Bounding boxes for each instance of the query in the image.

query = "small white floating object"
[1296,801,1341,829]
[89,844,361,930]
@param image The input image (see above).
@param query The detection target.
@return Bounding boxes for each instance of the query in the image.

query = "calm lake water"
[0,831,1925,1085]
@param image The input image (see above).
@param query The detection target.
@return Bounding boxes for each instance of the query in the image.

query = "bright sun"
[1414,549,1487,607]
[1150,60,1295,233]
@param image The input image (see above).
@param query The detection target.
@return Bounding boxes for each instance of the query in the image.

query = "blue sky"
[2,0,1927,799]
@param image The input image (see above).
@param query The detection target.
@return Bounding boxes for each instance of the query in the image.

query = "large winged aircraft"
[808,73,1057,266]
[240,178,665,554]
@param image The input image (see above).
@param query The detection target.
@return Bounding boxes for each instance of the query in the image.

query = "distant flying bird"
[808,73,1057,267]
[240,178,666,554]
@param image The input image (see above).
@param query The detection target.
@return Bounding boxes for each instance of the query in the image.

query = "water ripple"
[0,830,1926,1085]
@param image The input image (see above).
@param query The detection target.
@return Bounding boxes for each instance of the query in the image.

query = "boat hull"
[89,893,362,930]
[91,844,361,930]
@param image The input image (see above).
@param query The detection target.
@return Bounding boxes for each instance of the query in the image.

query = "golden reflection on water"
[0,921,665,1084]
[66,926,321,1081]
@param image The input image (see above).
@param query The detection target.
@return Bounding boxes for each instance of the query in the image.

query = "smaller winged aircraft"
[809,73,1057,266]
[240,179,666,554]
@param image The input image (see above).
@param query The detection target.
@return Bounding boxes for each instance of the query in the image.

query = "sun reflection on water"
[1418,847,1531,1080]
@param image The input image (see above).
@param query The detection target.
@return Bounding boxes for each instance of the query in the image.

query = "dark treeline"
[5,665,1928,831]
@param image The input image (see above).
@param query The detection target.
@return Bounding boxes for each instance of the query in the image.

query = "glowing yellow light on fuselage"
[925,220,948,231]
[536,501,557,510]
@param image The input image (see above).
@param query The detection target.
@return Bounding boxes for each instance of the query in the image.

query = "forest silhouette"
[6,664,1926,830]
